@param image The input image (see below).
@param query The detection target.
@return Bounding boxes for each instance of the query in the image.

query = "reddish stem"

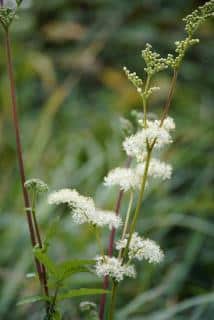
[99,158,131,320]
[160,69,178,125]
[4,30,49,297]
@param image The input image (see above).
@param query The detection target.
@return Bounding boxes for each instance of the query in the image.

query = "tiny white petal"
[104,167,141,192]
[115,238,127,250]
[48,189,120,229]
[136,158,172,180]
[95,256,136,282]
[123,118,175,159]
[128,232,164,263]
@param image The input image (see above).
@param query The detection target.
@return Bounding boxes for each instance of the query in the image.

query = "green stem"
[124,147,152,259]
[31,190,49,298]
[160,68,178,125]
[142,75,151,127]
[95,227,105,257]
[118,191,133,259]
[108,281,118,320]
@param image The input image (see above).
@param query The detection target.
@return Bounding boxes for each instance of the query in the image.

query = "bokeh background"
[0,0,213,319]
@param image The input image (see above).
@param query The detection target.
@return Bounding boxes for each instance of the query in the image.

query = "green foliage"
[57,288,109,301]
[34,248,94,283]
[43,217,60,250]
[17,295,49,306]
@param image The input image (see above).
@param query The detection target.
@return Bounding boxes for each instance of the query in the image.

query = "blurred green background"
[0,0,213,319]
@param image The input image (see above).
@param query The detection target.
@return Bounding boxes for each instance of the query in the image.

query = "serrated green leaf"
[57,288,109,301]
[34,248,95,283]
[43,217,60,251]
[33,248,57,276]
[17,295,49,306]
[56,259,95,281]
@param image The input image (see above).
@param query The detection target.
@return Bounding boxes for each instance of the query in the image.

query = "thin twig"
[160,69,178,125]
[4,30,49,300]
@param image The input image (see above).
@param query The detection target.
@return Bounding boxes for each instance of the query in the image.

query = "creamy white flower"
[129,233,164,263]
[161,117,175,131]
[136,158,172,180]
[104,167,141,191]
[48,189,80,205]
[48,188,121,229]
[95,256,136,282]
[115,238,127,250]
[71,194,95,225]
[123,118,174,159]
[92,210,122,229]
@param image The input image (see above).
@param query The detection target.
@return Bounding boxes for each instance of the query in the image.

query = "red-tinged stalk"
[4,30,49,301]
[160,68,178,125]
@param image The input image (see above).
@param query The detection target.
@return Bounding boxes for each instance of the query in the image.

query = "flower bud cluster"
[25,178,48,194]
[0,7,15,29]
[169,38,200,69]
[123,66,143,90]
[142,43,169,76]
[183,0,214,36]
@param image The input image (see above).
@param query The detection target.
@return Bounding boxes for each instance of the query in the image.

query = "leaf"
[56,259,95,281]
[53,310,62,320]
[43,216,60,250]
[34,248,95,283]
[17,295,48,306]
[57,288,109,301]
[33,248,57,277]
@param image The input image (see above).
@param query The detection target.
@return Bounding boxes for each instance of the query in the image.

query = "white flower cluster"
[95,256,136,282]
[104,167,141,192]
[136,158,172,180]
[128,233,164,263]
[93,210,122,229]
[48,189,121,229]
[115,238,127,250]
[104,158,172,192]
[123,117,175,159]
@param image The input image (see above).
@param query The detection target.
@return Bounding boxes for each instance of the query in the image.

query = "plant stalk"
[99,158,131,319]
[31,191,49,297]
[4,30,49,299]
[108,281,118,320]
[142,75,151,127]
[160,68,178,125]
[124,147,152,259]
[118,191,133,259]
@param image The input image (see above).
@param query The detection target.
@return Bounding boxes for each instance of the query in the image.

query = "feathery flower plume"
[95,256,136,282]
[48,189,121,229]
[128,233,164,263]
[104,167,141,192]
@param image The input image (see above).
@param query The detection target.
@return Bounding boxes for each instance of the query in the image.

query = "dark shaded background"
[0,0,213,319]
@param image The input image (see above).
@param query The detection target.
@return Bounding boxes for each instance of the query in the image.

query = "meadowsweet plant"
[1,1,213,319]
